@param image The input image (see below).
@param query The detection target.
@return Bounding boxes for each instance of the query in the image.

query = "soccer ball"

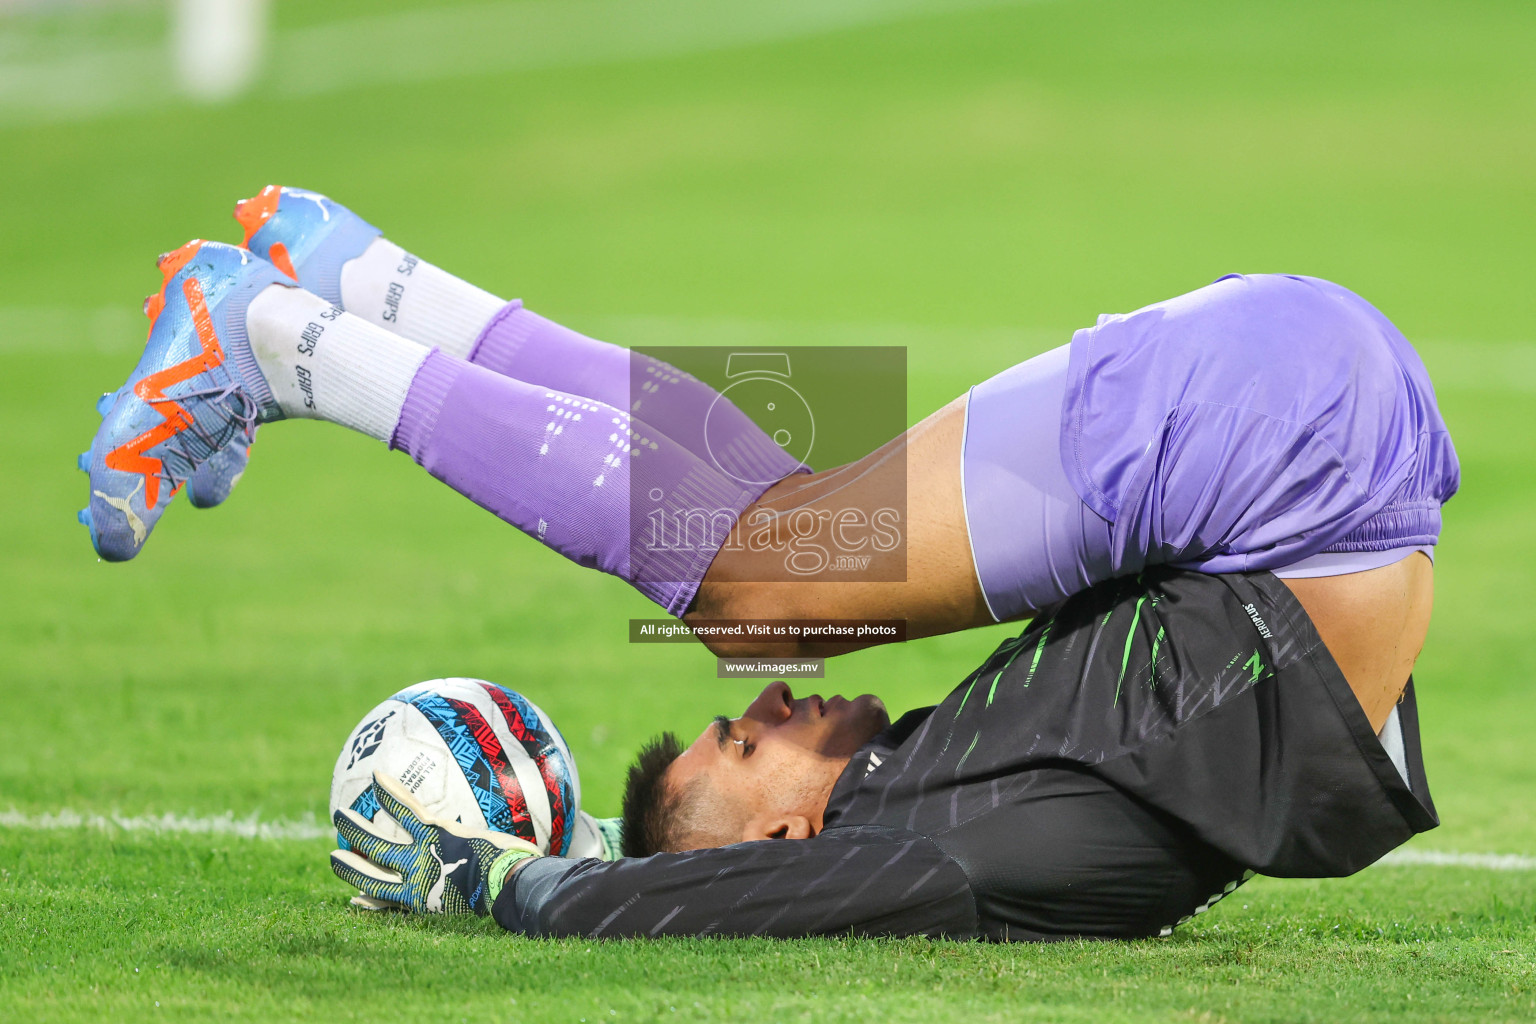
[331,678,582,856]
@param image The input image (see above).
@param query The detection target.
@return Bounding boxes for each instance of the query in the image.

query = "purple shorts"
[962,274,1459,620]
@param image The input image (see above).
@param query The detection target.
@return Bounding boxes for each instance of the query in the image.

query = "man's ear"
[741,812,814,842]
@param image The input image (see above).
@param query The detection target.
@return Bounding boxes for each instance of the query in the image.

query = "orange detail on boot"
[268,241,298,281]
[234,185,281,247]
[144,240,204,335]
[157,240,201,276]
[107,276,230,508]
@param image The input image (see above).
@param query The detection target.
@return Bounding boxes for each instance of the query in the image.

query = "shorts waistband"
[1323,501,1441,554]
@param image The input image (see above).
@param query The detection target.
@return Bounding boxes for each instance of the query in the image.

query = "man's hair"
[620,732,688,858]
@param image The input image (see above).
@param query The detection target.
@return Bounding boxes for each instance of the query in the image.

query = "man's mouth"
[793,692,857,719]
[819,695,854,717]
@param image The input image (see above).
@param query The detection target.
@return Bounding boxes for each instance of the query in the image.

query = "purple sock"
[467,302,805,487]
[391,350,761,616]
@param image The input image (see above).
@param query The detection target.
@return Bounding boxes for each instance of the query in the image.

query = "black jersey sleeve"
[491,823,977,939]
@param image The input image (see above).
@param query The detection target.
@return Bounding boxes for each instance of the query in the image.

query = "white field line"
[0,0,1042,125]
[3,304,1532,396]
[1376,849,1536,871]
[0,807,330,842]
[2,807,1534,870]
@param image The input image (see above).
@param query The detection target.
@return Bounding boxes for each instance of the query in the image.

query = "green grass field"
[3,0,1534,1020]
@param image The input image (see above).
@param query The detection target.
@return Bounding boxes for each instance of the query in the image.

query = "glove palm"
[330,771,540,915]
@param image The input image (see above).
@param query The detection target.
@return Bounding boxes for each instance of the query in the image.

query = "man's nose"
[745,681,794,723]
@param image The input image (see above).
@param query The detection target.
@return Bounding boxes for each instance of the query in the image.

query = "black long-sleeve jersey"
[493,569,1437,941]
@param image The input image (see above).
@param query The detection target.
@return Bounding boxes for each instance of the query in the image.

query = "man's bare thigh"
[689,396,992,655]
[1279,553,1434,733]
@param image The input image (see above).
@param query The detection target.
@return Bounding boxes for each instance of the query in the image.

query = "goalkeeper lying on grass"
[82,187,1455,940]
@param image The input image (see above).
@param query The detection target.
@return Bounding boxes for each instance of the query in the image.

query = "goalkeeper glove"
[329,771,540,915]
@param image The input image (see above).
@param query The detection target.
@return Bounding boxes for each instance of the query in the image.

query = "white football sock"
[245,284,431,442]
[338,237,506,360]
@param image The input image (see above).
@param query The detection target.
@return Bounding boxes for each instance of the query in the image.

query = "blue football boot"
[88,383,250,511]
[183,437,255,508]
[235,184,381,304]
[92,380,253,510]
[79,240,291,561]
